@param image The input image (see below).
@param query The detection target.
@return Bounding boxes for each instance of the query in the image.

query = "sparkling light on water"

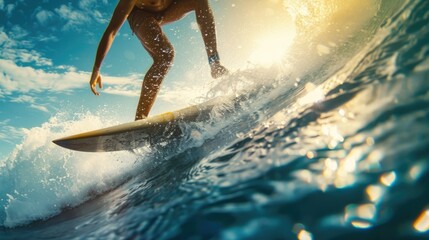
[380,172,396,186]
[344,204,377,229]
[298,229,313,240]
[365,185,385,203]
[414,209,429,233]
[298,83,325,106]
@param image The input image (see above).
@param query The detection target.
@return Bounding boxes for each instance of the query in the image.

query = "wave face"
[1,0,429,239]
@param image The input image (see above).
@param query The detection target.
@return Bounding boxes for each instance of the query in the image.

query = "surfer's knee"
[163,46,175,65]
[155,45,175,67]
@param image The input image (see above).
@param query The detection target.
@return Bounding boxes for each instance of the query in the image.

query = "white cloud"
[0,59,145,115]
[0,59,141,97]
[0,23,206,110]
[10,95,35,104]
[78,0,108,24]
[0,125,26,144]
[0,29,14,47]
[29,104,49,113]
[0,59,85,93]
[79,0,96,10]
[92,10,107,24]
[1,48,52,66]
[9,95,49,113]
[54,2,108,30]
[0,29,52,67]
[103,86,139,97]
[10,25,28,39]
[5,94,53,116]
[35,35,58,43]
[0,119,10,126]
[35,9,54,25]
[18,50,52,66]
[5,3,14,16]
[55,4,91,30]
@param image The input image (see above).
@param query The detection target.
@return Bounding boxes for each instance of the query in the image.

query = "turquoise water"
[1,0,429,239]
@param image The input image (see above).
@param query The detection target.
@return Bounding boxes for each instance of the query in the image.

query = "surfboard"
[53,97,224,152]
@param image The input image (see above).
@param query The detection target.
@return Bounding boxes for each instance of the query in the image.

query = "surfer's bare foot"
[210,62,229,78]
[135,113,147,121]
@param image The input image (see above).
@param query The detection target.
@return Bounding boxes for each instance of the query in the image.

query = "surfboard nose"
[52,138,93,152]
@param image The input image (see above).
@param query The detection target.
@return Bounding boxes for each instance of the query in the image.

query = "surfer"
[89,0,228,120]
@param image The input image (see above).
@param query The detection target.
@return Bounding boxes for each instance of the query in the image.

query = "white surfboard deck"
[53,97,225,152]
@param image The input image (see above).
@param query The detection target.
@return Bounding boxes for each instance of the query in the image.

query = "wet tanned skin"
[136,0,174,12]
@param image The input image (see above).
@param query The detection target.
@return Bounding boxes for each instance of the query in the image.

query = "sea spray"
[0,111,140,227]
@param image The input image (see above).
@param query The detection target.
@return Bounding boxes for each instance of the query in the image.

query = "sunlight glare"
[249,31,295,66]
[298,83,325,106]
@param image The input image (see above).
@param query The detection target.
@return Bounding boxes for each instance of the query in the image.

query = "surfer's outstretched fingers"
[90,70,102,95]
[90,84,98,95]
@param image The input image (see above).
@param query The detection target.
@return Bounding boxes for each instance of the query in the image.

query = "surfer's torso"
[135,0,175,12]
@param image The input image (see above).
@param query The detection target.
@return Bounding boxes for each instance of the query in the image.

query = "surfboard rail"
[53,98,222,152]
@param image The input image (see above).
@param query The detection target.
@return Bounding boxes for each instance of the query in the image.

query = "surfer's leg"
[161,0,227,78]
[161,0,215,55]
[133,14,175,121]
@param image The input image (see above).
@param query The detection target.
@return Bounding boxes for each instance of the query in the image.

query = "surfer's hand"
[210,62,229,79]
[90,69,103,96]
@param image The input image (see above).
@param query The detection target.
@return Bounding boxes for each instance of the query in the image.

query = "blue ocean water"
[1,0,429,239]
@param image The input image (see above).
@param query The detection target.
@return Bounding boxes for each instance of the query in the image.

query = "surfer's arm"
[195,0,228,78]
[90,0,136,95]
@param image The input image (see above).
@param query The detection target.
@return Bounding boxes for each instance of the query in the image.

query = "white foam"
[0,111,140,227]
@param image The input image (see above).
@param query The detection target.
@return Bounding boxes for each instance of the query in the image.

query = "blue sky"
[0,0,294,157]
